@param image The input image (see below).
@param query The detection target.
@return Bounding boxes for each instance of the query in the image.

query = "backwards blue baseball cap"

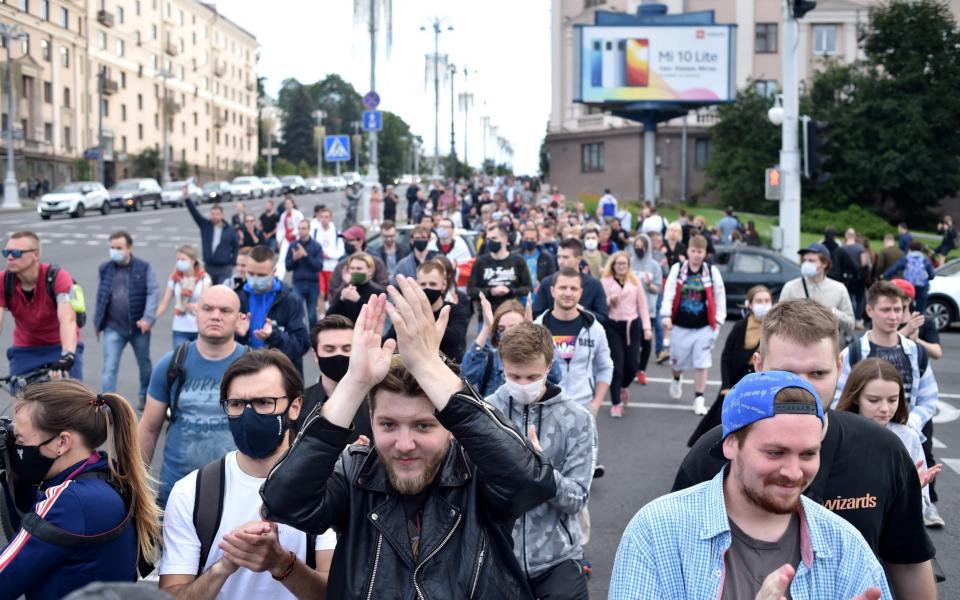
[710,371,825,457]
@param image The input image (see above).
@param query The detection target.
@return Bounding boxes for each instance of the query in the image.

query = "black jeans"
[638,333,652,372]
[923,419,937,502]
[606,319,643,406]
[528,559,590,600]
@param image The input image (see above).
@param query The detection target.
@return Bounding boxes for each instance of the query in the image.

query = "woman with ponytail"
[0,380,161,599]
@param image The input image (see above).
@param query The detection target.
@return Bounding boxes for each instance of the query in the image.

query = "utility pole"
[158,68,172,184]
[459,67,473,168]
[352,120,361,173]
[1,23,25,208]
[449,63,456,166]
[779,0,802,258]
[421,17,452,180]
[367,0,379,183]
[97,68,105,185]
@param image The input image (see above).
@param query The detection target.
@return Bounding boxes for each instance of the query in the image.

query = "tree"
[254,157,267,177]
[539,123,550,178]
[704,85,780,214]
[131,148,161,180]
[74,159,92,181]
[377,111,414,186]
[279,83,317,166]
[176,160,190,180]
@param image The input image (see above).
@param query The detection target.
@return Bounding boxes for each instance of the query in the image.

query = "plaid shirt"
[609,470,892,600]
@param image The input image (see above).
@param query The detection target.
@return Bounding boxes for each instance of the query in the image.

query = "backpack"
[848,337,929,377]
[903,254,930,288]
[193,456,317,576]
[3,265,86,327]
[166,342,250,423]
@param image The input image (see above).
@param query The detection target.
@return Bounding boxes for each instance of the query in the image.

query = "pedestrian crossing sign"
[324,135,351,162]
[362,111,383,132]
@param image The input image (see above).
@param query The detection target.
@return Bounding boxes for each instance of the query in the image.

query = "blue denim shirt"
[610,469,892,600]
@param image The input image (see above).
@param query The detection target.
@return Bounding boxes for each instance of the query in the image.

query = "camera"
[0,417,13,471]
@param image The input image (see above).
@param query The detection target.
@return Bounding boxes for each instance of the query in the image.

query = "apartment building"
[0,0,257,189]
[547,0,960,204]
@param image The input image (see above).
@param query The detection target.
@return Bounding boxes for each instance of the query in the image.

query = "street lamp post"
[366,0,379,183]
[313,109,325,179]
[449,63,456,166]
[458,67,474,168]
[157,68,173,185]
[1,23,26,209]
[97,68,105,185]
[421,17,452,180]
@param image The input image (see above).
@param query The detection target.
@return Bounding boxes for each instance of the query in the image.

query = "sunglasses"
[2,248,38,258]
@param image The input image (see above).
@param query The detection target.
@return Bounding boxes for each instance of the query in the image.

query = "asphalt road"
[0,197,958,597]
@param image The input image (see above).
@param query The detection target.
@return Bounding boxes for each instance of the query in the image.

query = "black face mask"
[12,434,59,486]
[317,354,350,382]
[634,247,645,259]
[423,288,445,305]
[487,240,503,254]
[229,408,288,459]
[412,239,429,252]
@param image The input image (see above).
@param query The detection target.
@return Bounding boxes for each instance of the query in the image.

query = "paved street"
[0,201,958,596]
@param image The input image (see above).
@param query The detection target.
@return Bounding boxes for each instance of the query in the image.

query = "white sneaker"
[669,378,682,400]
[924,502,946,528]
[693,395,708,416]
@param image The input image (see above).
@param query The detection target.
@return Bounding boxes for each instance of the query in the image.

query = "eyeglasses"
[221,396,287,417]
[2,248,38,259]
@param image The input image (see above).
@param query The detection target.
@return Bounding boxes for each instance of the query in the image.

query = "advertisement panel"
[578,25,735,104]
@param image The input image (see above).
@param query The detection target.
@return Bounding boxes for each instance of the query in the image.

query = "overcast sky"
[215,0,552,174]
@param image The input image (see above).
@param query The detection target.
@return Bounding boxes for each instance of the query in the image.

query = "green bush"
[801,205,893,240]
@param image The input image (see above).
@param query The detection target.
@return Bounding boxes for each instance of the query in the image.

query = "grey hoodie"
[533,309,614,407]
[485,382,596,577]
[630,233,663,317]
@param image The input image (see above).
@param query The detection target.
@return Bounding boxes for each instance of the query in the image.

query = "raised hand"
[524,292,534,321]
[346,294,397,389]
[755,563,795,600]
[479,292,494,330]
[386,275,450,371]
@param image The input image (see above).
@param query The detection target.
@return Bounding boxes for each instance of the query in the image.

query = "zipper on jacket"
[364,533,383,600]
[458,388,527,447]
[469,533,487,599]
[522,404,530,578]
[559,514,574,546]
[413,513,462,600]
[264,406,324,484]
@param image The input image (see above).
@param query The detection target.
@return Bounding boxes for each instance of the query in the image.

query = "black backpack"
[192,456,317,576]
[165,342,250,422]
[3,265,86,327]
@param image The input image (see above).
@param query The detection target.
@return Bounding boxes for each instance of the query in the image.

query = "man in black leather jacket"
[260,278,556,599]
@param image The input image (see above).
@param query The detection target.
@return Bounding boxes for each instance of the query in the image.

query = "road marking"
[61,240,76,244]
[602,401,696,412]
[934,400,960,424]
[941,458,960,475]
[934,437,947,449]
[141,218,163,224]
[85,241,99,245]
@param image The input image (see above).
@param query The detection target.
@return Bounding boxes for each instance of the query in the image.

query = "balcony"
[97,10,115,27]
[165,41,178,57]
[101,79,118,95]
[213,61,226,77]
[213,115,225,129]
[245,80,255,92]
[246,125,257,137]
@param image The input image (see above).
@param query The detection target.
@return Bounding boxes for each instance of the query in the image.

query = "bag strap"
[3,270,14,307]
[849,336,862,368]
[166,342,192,422]
[306,534,317,569]
[46,264,61,307]
[801,277,810,299]
[193,456,227,576]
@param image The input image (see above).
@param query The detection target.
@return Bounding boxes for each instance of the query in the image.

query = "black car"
[108,178,163,211]
[712,245,802,315]
[201,181,234,204]
[280,176,306,195]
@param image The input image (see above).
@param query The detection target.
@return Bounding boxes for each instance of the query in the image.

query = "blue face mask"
[247,274,273,292]
[109,248,125,263]
[228,408,288,459]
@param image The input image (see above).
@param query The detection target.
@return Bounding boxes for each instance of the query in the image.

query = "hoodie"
[630,233,663,318]
[485,382,596,577]
[534,309,614,406]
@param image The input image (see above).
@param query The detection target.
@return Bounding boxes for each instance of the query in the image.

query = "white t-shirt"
[167,274,212,333]
[159,451,337,600]
[641,214,668,235]
[310,219,344,272]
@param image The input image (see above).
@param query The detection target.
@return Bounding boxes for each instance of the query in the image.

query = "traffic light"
[792,1,817,18]
[805,120,831,188]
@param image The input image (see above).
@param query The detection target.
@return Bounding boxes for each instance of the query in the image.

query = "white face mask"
[584,239,598,251]
[503,376,547,405]
[800,261,819,279]
[751,303,772,319]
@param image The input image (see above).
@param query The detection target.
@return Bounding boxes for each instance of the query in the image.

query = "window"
[151,54,158,70]
[20,34,29,55]
[178,9,183,25]
[138,123,143,140]
[42,81,51,103]
[135,0,140,15]
[581,142,604,173]
[755,23,777,54]
[137,93,143,109]
[63,125,71,149]
[116,39,124,57]
[584,0,605,7]
[59,7,68,27]
[43,122,52,143]
[192,112,197,125]
[39,0,48,20]
[193,137,197,151]
[135,31,141,45]
[40,39,50,61]
[98,31,106,50]
[694,139,712,170]
[733,252,782,275]
[179,65,184,80]
[813,24,838,55]
[117,6,124,23]
[151,24,157,39]
[154,113,158,128]
[120,72,126,88]
[60,47,69,67]
[121,104,126,121]
[63,86,70,107]
[754,80,778,98]
[18,0,27,12]
[103,100,109,117]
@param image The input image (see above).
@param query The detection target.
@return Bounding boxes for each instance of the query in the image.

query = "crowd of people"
[0,175,953,599]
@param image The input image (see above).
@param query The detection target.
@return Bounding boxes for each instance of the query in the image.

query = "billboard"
[577,25,735,105]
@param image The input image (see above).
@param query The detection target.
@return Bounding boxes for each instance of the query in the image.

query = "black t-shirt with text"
[674,265,710,330]
[672,410,934,565]
[868,341,914,398]
[543,312,586,365]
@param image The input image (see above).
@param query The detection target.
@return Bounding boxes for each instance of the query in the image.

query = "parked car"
[108,178,162,211]
[924,258,960,331]
[37,182,110,219]
[201,181,233,203]
[280,175,306,195]
[324,176,347,191]
[397,174,419,186]
[160,180,202,207]
[711,245,802,316]
[342,171,364,186]
[303,178,322,193]
[259,176,282,197]
[230,176,264,199]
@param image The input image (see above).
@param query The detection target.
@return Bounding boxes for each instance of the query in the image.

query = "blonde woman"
[601,251,651,417]
[327,252,382,324]
[155,244,212,350]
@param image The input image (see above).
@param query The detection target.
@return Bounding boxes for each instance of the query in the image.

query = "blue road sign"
[324,135,351,162]
[363,91,380,110]
[362,111,382,132]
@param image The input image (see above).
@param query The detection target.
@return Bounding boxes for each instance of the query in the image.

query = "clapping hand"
[480,292,494,330]
[253,318,273,341]
[755,564,880,600]
[386,275,450,372]
[346,294,396,389]
[917,460,942,488]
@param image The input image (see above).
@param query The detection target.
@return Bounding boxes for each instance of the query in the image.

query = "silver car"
[38,182,110,219]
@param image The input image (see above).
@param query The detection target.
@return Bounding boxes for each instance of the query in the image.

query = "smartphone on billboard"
[626,38,650,87]
[614,40,627,88]
[591,40,603,87]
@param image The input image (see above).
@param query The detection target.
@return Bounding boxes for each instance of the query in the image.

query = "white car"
[160,181,202,207]
[230,176,264,199]
[38,182,110,219]
[342,171,363,186]
[259,176,282,197]
[326,176,347,191]
[924,259,960,331]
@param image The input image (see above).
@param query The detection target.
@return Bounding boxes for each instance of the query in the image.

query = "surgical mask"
[412,239,429,252]
[522,240,537,252]
[11,434,59,486]
[423,287,445,305]
[176,259,193,273]
[800,261,819,279]
[317,354,350,382]
[247,274,273,292]
[503,376,547,405]
[487,240,503,254]
[437,227,450,240]
[109,249,125,263]
[584,239,599,251]
[752,303,772,319]
[228,408,288,459]
[634,247,645,259]
[350,272,368,285]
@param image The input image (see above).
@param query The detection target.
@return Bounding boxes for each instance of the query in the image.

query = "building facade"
[547,0,960,205]
[1,0,257,190]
